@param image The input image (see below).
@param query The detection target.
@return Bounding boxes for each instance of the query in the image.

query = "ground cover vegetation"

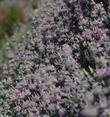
[0,0,110,117]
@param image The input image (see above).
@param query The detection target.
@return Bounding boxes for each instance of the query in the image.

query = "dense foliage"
[0,0,110,117]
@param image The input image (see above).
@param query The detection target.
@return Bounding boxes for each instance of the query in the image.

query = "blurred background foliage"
[0,0,42,70]
[0,5,25,39]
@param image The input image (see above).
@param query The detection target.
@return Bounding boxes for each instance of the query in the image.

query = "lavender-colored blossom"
[96,67,110,77]
[0,0,110,117]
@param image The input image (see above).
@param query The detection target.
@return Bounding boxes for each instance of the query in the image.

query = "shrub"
[0,0,110,117]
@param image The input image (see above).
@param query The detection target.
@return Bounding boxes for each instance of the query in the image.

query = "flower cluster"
[0,0,110,117]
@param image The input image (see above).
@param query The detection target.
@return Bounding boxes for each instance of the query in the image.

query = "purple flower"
[59,108,65,117]
[1,0,110,117]
[96,67,110,77]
